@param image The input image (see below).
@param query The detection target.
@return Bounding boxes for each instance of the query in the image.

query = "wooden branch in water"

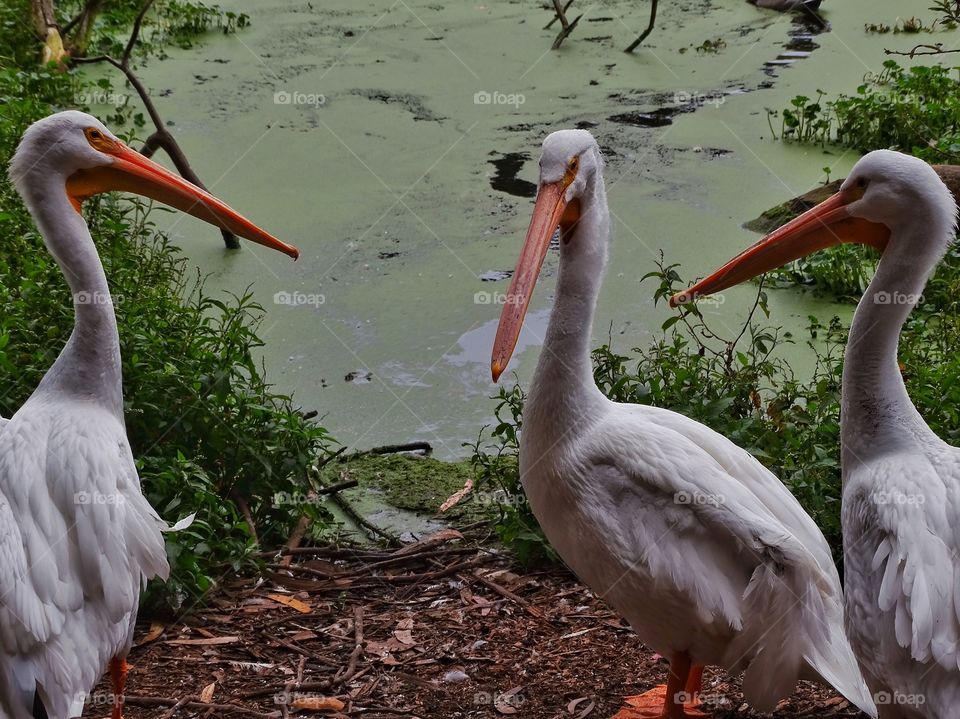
[885,43,960,57]
[625,0,659,53]
[544,0,575,29]
[72,0,239,249]
[549,0,583,49]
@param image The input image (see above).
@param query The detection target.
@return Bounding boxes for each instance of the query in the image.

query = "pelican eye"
[563,156,580,186]
[84,127,115,152]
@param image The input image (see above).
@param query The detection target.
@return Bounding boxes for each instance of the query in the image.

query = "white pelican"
[490,129,876,718]
[673,149,960,719]
[2,111,298,719]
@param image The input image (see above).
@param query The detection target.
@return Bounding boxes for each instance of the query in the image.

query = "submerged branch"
[72,0,239,249]
[624,0,659,53]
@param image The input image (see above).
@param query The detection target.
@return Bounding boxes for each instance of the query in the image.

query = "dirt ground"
[97,530,869,719]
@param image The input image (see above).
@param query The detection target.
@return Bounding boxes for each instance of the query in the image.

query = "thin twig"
[124,695,274,718]
[886,42,960,57]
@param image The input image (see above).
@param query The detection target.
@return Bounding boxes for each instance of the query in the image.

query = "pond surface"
[112,0,934,458]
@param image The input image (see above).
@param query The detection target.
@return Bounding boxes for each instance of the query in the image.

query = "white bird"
[2,111,298,719]
[490,129,876,719]
[674,149,960,719]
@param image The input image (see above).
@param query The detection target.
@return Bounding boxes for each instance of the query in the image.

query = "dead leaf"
[566,696,595,718]
[267,593,312,614]
[290,696,345,712]
[136,622,165,646]
[439,480,474,512]
[394,617,415,645]
[166,636,240,646]
[494,686,524,715]
[199,682,215,703]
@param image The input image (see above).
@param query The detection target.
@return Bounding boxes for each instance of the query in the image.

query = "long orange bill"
[66,142,299,259]
[491,181,579,382]
[669,189,889,307]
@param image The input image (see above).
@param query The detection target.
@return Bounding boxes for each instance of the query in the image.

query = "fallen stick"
[124,695,276,718]
[335,606,365,685]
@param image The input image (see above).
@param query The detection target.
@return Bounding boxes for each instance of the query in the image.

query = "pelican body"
[491,130,876,718]
[1,111,297,719]
[675,150,960,718]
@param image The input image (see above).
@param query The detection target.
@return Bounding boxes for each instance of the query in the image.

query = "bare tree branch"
[544,0,575,29]
[73,0,239,249]
[625,0,659,53]
[549,0,583,49]
[885,42,960,57]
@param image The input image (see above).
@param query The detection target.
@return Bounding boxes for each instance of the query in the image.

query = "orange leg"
[109,657,128,719]
[620,653,709,718]
[685,664,705,703]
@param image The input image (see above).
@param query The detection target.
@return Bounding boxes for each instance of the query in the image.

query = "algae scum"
[108,0,935,463]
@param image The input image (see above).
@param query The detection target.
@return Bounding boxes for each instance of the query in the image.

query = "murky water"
[97,0,936,458]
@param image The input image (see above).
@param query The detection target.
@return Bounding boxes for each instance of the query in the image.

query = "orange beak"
[65,140,299,259]
[490,180,580,382]
[669,188,888,307]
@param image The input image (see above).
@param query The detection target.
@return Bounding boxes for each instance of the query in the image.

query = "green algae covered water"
[90,0,940,458]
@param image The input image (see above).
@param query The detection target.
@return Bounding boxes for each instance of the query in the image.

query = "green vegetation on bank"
[0,0,335,611]
[765,59,960,300]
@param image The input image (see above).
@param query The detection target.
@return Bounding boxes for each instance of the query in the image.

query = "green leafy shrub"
[770,61,960,163]
[0,2,334,611]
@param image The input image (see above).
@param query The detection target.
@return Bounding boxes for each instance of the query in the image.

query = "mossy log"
[744,165,960,234]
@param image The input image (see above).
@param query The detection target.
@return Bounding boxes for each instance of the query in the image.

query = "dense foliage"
[770,61,960,164]
[0,0,334,611]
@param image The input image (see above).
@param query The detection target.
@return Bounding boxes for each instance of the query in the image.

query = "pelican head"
[490,129,606,382]
[9,111,299,259]
[670,150,956,307]
[538,129,604,204]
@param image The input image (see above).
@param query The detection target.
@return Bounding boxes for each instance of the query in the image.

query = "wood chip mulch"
[92,529,871,719]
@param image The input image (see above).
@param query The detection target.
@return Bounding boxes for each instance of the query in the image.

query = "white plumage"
[490,129,876,718]
[676,150,960,718]
[0,402,169,718]
[1,111,296,719]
